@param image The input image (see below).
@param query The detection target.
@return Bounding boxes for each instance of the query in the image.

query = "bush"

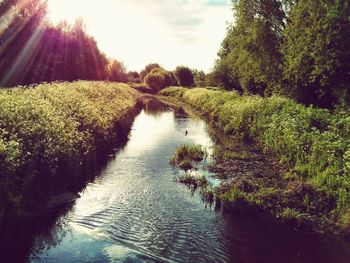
[140,63,161,81]
[174,66,194,87]
[144,68,176,92]
[144,71,166,92]
[0,81,138,223]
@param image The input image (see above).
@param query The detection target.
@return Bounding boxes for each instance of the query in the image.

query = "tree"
[174,66,194,87]
[0,1,110,87]
[213,0,288,94]
[144,70,165,92]
[140,63,161,81]
[127,71,141,83]
[144,67,176,92]
[107,59,127,82]
[193,70,206,87]
[281,0,350,107]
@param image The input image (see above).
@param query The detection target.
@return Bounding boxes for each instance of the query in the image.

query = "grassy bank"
[0,81,139,224]
[160,87,350,231]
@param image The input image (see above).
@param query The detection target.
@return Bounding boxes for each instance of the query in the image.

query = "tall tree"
[281,0,350,107]
[213,0,288,94]
[127,71,141,83]
[0,1,109,87]
[107,59,127,82]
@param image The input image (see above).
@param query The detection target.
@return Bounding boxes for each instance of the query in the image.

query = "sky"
[47,0,232,73]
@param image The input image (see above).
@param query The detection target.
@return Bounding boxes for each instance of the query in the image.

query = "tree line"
[0,0,131,87]
[0,0,216,90]
[213,0,350,107]
[0,0,211,90]
[5,0,346,108]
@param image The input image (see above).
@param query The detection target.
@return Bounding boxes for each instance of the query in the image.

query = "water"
[20,98,350,262]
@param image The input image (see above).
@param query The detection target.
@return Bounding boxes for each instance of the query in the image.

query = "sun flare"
[47,0,87,24]
[47,0,231,72]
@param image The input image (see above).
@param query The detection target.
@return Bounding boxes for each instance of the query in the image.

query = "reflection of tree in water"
[0,204,73,262]
[173,107,188,121]
[217,210,350,262]
[28,206,73,261]
[143,98,169,116]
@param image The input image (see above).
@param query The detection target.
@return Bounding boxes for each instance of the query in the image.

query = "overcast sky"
[48,0,232,72]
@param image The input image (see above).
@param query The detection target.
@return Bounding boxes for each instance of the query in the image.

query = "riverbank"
[159,87,350,233]
[0,81,140,228]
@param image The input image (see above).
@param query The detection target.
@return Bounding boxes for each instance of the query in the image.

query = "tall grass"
[160,87,350,223]
[0,81,138,223]
[170,144,206,170]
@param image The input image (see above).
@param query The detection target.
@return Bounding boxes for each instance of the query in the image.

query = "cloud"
[205,0,230,6]
[131,0,231,42]
[49,0,233,72]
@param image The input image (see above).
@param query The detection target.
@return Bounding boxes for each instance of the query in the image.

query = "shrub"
[144,68,176,92]
[140,63,161,81]
[144,71,166,92]
[0,81,138,223]
[175,66,194,87]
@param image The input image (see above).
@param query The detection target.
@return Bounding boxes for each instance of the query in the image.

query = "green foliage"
[140,63,161,81]
[129,82,151,93]
[170,144,206,170]
[0,6,109,86]
[213,0,285,94]
[192,70,207,87]
[127,71,141,83]
[144,68,176,92]
[175,173,208,188]
[174,66,194,87]
[0,81,138,222]
[213,146,250,160]
[280,208,306,226]
[158,87,186,99]
[339,209,350,233]
[219,187,246,204]
[107,60,127,82]
[213,0,350,107]
[281,0,350,107]
[161,87,350,215]
[144,69,166,92]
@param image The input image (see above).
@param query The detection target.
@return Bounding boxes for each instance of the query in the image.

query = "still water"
[26,99,350,262]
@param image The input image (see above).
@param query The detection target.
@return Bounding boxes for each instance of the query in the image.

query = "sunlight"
[47,0,86,24]
[47,0,231,72]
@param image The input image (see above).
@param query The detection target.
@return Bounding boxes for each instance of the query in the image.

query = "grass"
[212,146,251,160]
[129,82,153,93]
[160,87,350,231]
[174,172,208,188]
[0,81,139,224]
[170,144,206,170]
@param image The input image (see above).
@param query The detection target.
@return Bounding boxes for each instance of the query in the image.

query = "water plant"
[174,172,208,188]
[170,144,206,170]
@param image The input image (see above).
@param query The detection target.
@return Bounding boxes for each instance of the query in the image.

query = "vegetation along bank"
[160,87,350,233]
[0,81,140,226]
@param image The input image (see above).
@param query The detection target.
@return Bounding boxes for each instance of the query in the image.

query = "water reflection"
[8,97,350,262]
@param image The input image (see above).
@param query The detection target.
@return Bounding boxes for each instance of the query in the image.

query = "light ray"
[0,24,45,86]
